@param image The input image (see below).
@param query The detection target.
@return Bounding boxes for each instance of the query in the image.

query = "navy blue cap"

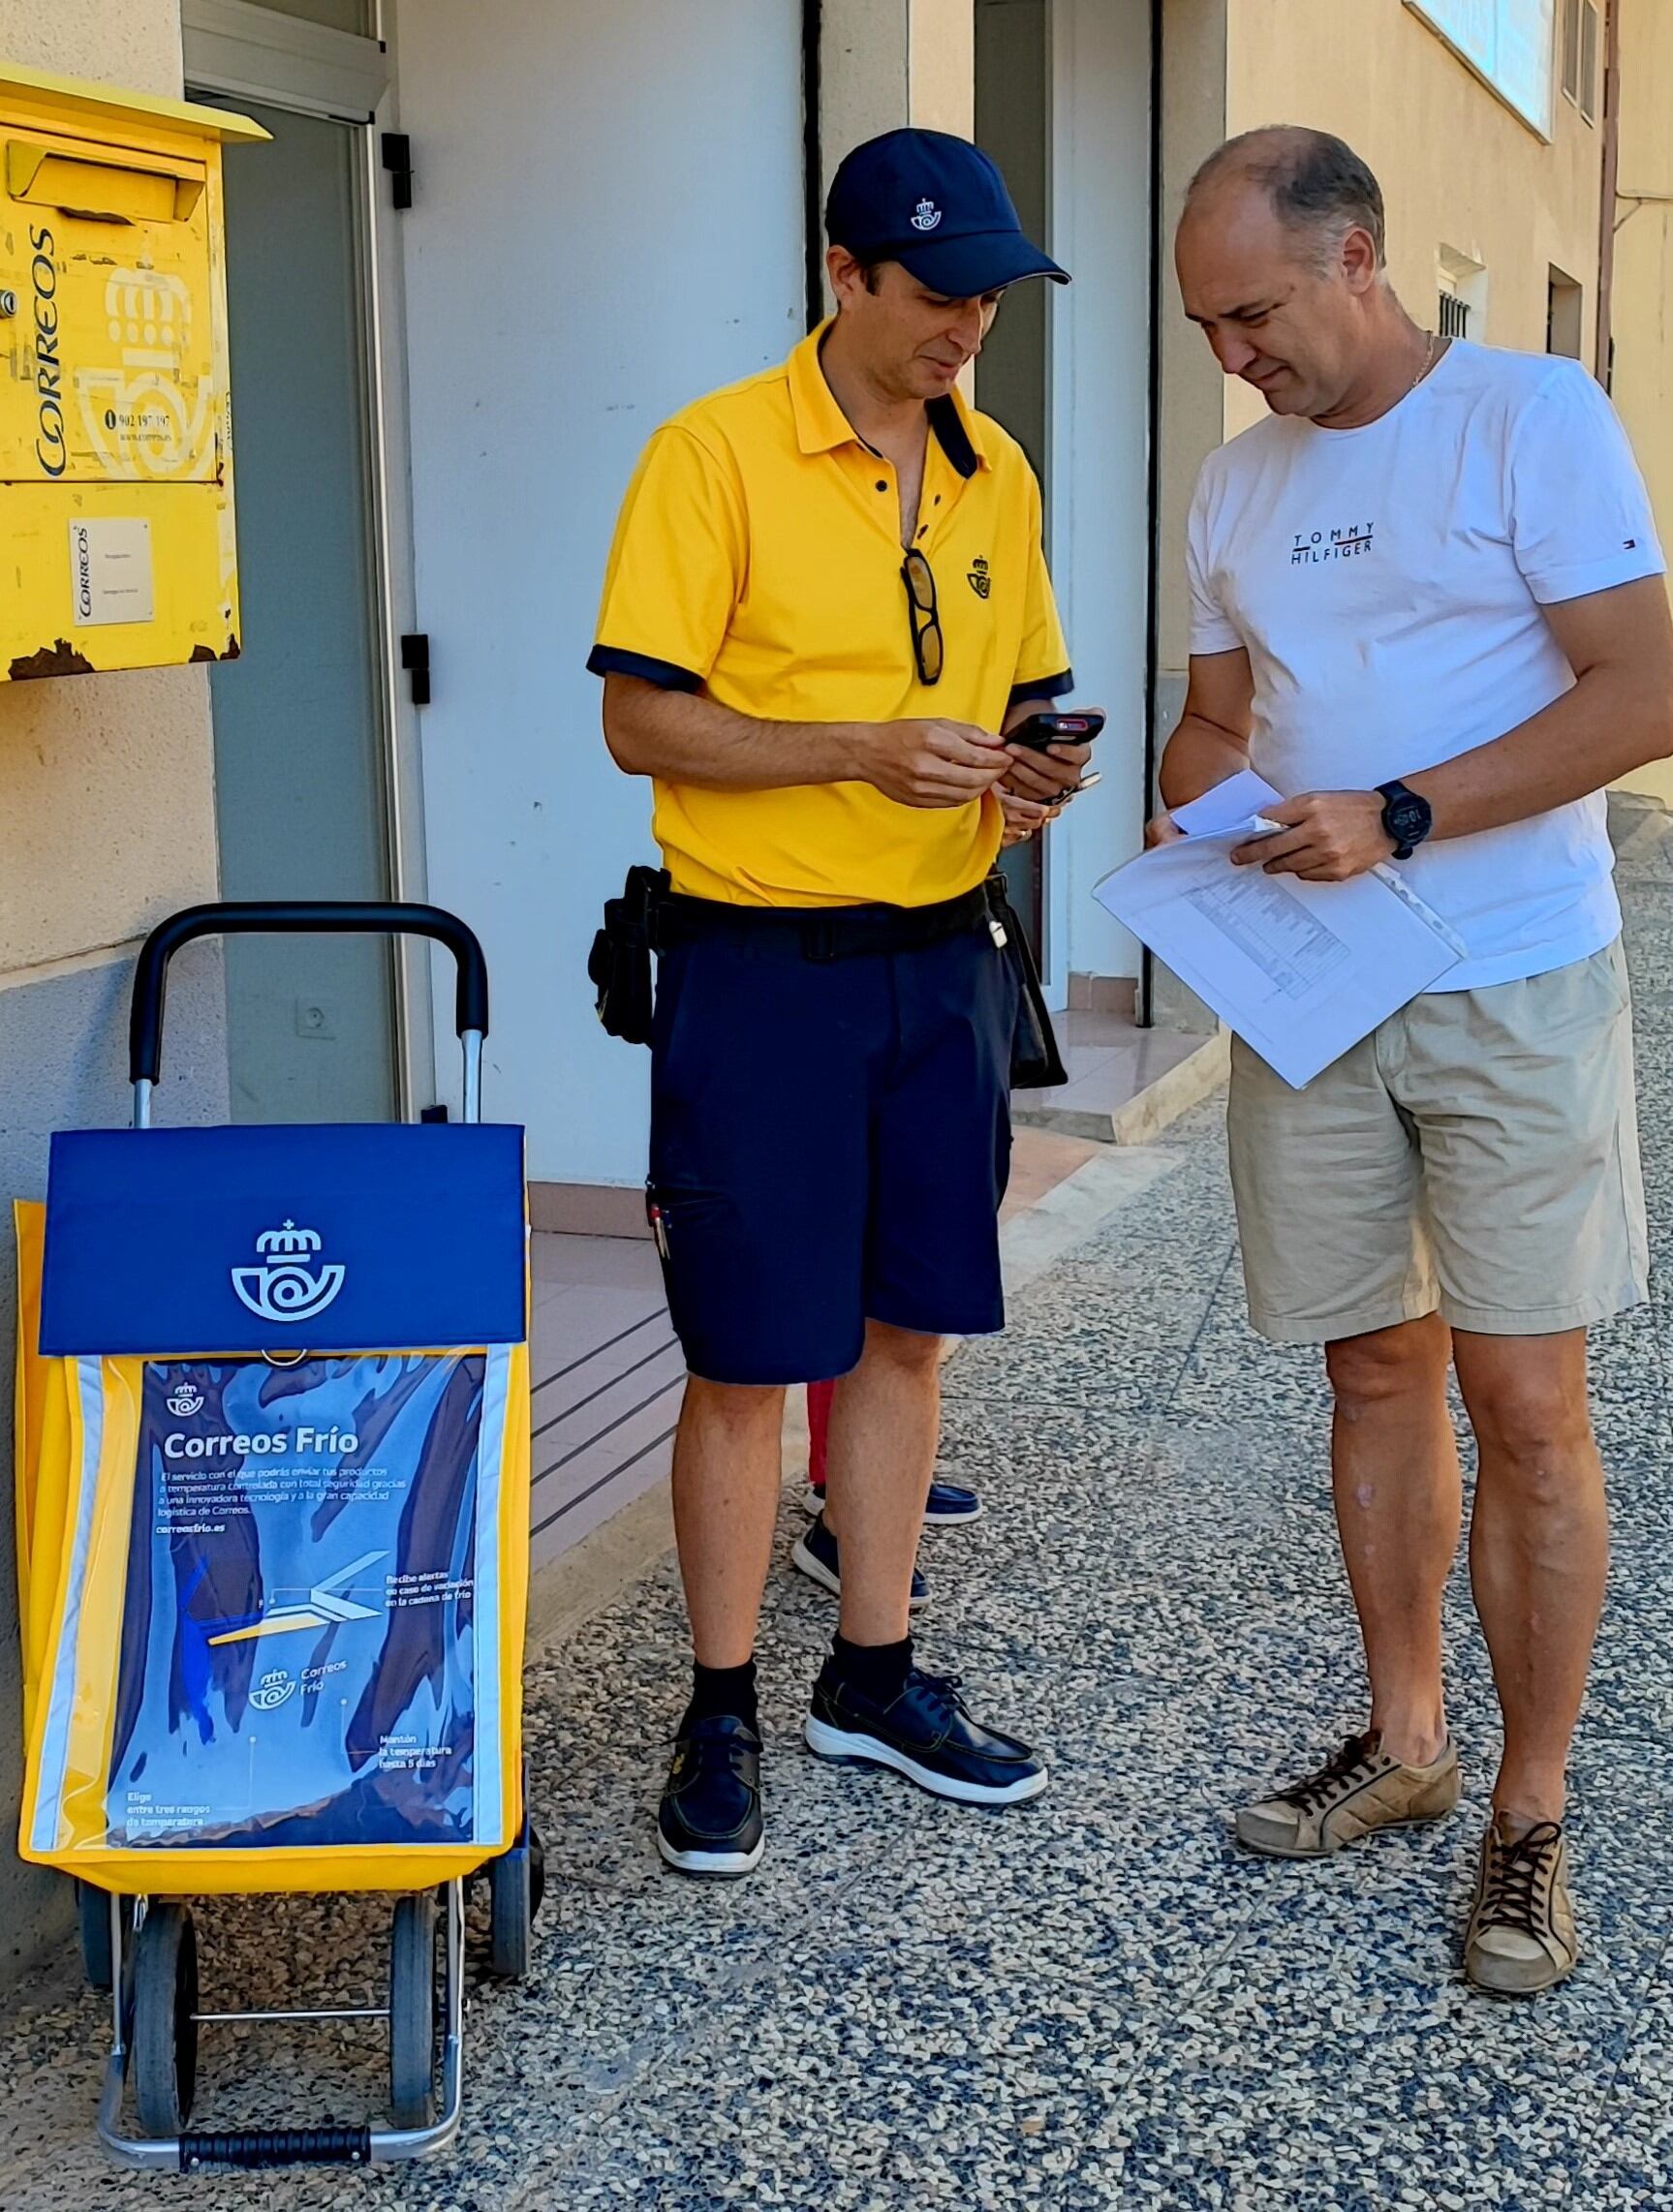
[825,128,1069,297]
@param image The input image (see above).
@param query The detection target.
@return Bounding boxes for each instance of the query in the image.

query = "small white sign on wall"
[68,518,155,628]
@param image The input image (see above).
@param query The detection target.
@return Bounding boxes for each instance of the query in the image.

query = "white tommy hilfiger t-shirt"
[1187,340,1665,990]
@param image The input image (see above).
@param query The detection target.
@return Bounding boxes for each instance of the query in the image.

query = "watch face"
[1388,793,1428,844]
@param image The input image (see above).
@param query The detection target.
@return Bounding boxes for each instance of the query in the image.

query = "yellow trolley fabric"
[14,1201,531,1897]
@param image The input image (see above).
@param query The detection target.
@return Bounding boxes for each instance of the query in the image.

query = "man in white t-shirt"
[1151,126,1673,1995]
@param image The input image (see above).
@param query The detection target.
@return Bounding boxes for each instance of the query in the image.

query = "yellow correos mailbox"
[0,61,266,682]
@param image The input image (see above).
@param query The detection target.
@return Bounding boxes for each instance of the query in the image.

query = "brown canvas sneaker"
[1464,1818,1578,1995]
[1235,1731,1461,1859]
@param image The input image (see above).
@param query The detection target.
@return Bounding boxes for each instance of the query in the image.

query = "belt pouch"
[589,864,669,1044]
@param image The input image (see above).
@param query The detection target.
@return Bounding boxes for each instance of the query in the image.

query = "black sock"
[687,1657,759,1731]
[832,1632,913,1703]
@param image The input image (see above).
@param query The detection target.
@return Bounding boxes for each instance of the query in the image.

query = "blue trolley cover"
[18,1121,531,1881]
[40,1123,527,1356]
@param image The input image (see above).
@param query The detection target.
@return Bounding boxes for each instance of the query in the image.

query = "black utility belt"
[590,863,1068,1089]
[654,884,994,963]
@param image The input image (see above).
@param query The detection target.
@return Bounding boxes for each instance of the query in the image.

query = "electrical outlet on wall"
[294,997,339,1041]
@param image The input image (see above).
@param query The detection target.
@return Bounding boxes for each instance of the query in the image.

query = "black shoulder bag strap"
[984,871,1069,1089]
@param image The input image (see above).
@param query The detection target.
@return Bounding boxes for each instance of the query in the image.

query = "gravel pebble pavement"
[1,803,1669,2210]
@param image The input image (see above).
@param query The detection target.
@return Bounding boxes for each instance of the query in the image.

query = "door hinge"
[382,133,414,210]
[400,632,431,706]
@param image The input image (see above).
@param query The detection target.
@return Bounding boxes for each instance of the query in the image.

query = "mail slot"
[0,62,266,681]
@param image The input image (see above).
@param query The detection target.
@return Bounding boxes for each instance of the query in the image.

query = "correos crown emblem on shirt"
[911,198,943,232]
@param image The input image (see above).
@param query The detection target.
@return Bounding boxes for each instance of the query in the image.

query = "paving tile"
[1066,1884,1651,2212]
[1571,1956,1673,2209]
[5,891,1673,2209]
[505,1940,1146,2212]
[942,1267,1222,1412]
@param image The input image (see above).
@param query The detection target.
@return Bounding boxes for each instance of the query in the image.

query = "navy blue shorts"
[648,917,1018,1386]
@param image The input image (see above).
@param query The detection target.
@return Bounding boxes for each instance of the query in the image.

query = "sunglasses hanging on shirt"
[900,549,944,686]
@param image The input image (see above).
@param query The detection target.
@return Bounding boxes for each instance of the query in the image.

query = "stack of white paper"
[1095,771,1464,1089]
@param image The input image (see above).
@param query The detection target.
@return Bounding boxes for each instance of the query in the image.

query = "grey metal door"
[977,0,1052,963]
[200,93,395,1121]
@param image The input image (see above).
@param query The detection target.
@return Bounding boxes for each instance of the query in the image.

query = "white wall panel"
[392,0,805,1182]
[1047,0,1153,986]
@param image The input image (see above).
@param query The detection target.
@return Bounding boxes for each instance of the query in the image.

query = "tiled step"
[528,1236,679,1570]
[1012,1007,1228,1143]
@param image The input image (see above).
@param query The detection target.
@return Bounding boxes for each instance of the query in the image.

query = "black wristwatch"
[1376,780,1433,861]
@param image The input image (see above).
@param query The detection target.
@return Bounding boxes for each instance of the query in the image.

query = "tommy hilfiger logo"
[911,198,943,231]
[1292,523,1376,567]
[968,555,992,599]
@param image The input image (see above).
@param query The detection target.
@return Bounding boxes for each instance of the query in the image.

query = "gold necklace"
[1410,327,1440,394]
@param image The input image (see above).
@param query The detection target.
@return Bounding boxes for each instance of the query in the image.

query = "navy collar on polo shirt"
[790,323,987,481]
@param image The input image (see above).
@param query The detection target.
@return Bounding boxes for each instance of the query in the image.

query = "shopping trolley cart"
[14,902,540,2174]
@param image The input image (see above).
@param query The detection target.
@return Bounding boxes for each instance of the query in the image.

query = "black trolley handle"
[129,901,490,1129]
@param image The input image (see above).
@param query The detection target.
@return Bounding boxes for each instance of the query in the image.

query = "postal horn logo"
[251,1668,296,1712]
[231,1219,346,1326]
[911,197,943,232]
[968,555,992,600]
[166,1381,204,1419]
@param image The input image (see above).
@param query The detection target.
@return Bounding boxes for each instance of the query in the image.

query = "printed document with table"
[1097,771,1463,1089]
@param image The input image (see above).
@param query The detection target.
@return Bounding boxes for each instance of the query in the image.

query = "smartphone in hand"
[1006,709,1106,753]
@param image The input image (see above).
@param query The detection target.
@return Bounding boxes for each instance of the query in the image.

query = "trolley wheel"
[76,1880,128,1993]
[487,1822,546,1981]
[132,1903,199,2138]
[388,1890,440,2130]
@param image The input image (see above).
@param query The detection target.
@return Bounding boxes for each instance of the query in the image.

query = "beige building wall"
[1147,0,1233,1030]
[819,0,975,323]
[1157,0,1231,680]
[1221,0,1606,443]
[1154,0,1614,666]
[0,0,228,1988]
[1151,0,1619,1023]
[1157,0,1608,677]
[912,0,976,135]
[0,0,221,979]
[821,0,976,206]
[1606,0,1673,807]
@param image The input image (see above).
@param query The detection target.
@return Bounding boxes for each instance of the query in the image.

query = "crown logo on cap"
[911,197,943,232]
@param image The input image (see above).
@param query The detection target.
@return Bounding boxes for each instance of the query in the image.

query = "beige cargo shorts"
[1226,938,1648,1344]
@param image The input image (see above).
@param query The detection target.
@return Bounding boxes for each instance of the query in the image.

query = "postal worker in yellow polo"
[590,129,1089,1876]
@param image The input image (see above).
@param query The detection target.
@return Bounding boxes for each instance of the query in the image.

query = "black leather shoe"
[804,1664,1047,1806]
[791,1511,929,1608]
[657,1712,765,1876]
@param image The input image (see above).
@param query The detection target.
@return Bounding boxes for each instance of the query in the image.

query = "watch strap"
[1376,780,1430,861]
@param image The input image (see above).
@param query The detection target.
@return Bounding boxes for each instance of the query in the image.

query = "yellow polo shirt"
[589,323,1071,907]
